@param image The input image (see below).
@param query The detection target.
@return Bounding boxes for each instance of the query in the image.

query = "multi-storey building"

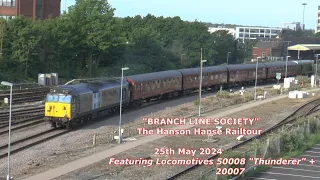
[208,26,236,38]
[235,26,282,42]
[0,0,61,21]
[280,22,302,31]
[316,6,320,33]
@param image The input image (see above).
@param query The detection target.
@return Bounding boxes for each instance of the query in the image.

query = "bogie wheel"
[50,121,57,128]
[65,121,73,130]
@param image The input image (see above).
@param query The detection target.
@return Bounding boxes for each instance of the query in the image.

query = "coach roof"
[127,70,182,83]
[177,66,228,75]
[263,61,297,67]
[52,79,128,94]
[225,63,267,70]
[292,60,314,64]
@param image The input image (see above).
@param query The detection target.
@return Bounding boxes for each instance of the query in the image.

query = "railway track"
[0,116,44,136]
[0,87,49,105]
[0,86,49,95]
[0,129,69,159]
[166,97,320,180]
[0,107,44,121]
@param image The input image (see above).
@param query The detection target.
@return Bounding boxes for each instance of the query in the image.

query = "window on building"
[36,0,42,20]
[0,0,15,7]
[0,15,14,21]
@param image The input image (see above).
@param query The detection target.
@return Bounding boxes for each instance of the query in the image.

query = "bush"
[268,89,280,95]
[216,90,231,98]
[256,88,265,96]
[296,76,310,84]
[194,100,199,106]
[243,92,253,102]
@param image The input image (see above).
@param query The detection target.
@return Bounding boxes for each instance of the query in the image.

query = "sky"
[61,0,320,30]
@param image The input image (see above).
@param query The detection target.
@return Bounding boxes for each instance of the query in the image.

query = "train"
[44,60,314,129]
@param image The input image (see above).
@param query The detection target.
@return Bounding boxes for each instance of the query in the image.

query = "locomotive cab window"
[59,95,72,103]
[47,94,59,102]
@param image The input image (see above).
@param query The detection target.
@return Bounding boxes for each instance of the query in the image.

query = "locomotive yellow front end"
[45,93,72,128]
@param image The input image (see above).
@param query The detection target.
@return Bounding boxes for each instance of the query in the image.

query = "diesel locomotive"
[44,60,314,129]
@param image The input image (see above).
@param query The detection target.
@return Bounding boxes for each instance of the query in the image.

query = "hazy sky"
[61,0,320,30]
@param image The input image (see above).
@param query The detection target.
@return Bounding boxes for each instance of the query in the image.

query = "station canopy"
[288,44,320,51]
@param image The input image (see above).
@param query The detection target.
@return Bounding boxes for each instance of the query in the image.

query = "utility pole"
[198,48,207,116]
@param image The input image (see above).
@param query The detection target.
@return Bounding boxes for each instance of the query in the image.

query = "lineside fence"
[197,114,320,180]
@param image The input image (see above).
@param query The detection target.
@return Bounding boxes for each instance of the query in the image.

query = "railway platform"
[23,89,320,180]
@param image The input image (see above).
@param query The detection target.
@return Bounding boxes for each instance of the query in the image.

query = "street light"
[118,67,129,144]
[254,57,261,101]
[285,56,291,78]
[181,54,185,65]
[284,41,291,56]
[302,3,307,30]
[199,59,207,116]
[1,81,13,180]
[316,54,320,87]
[227,52,231,65]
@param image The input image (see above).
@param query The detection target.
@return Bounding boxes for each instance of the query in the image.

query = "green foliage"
[216,90,231,98]
[243,92,254,101]
[0,0,248,82]
[281,29,317,38]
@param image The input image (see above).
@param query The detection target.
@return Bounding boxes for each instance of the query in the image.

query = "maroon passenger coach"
[225,64,267,85]
[126,70,182,106]
[178,66,228,92]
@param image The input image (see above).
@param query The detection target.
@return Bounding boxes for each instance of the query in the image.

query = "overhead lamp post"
[226,52,231,65]
[181,54,185,65]
[284,41,291,56]
[118,67,129,144]
[1,81,13,180]
[302,3,307,30]
[199,59,207,117]
[285,56,291,78]
[316,54,320,87]
[254,57,261,101]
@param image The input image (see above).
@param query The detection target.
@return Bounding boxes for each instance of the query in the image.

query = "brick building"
[0,0,61,20]
[252,38,284,61]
